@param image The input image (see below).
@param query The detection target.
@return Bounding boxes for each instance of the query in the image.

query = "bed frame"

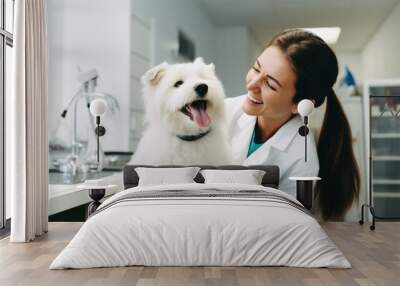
[86,165,280,219]
[122,165,313,211]
[123,165,280,189]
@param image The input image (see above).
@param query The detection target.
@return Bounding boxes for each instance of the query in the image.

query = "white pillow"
[135,167,201,186]
[200,169,266,185]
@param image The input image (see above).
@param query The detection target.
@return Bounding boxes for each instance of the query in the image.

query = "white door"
[129,14,154,151]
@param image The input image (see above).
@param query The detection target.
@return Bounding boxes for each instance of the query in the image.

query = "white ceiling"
[200,0,400,51]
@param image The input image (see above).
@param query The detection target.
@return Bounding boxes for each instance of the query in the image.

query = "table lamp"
[89,98,107,168]
[297,99,314,162]
[290,99,321,210]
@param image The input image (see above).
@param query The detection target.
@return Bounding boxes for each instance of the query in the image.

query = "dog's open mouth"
[180,99,210,128]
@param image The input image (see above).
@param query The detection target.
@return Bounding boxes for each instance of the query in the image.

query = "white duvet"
[50,183,350,269]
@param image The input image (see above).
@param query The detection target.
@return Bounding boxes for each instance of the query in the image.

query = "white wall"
[131,1,264,99]
[47,0,131,151]
[335,52,363,85]
[362,1,400,80]
[132,0,216,65]
[249,31,263,67]
[215,26,253,97]
[333,51,363,98]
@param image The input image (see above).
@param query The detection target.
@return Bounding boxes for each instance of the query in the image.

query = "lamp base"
[86,188,105,219]
[289,177,321,210]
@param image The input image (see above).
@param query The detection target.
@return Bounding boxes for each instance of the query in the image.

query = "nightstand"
[87,188,106,218]
[75,180,119,220]
[289,176,321,210]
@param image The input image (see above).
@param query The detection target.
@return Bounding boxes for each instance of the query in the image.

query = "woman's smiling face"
[243,46,298,119]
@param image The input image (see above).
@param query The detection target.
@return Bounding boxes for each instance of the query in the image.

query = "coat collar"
[237,112,302,152]
[268,114,303,152]
[233,112,303,164]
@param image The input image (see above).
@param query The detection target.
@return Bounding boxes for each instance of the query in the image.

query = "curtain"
[7,0,49,242]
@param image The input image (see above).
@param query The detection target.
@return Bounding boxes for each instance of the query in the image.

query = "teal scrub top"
[247,128,264,157]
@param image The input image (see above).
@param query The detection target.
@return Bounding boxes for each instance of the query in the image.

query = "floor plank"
[0,222,399,286]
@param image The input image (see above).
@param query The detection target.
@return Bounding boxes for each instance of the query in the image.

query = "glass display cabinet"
[360,79,400,230]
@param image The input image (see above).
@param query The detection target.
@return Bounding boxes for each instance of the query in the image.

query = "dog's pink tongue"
[190,107,210,128]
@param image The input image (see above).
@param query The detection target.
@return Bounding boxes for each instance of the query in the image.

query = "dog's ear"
[142,62,168,86]
[195,57,215,72]
[194,57,205,65]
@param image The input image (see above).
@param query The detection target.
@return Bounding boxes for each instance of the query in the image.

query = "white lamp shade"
[90,98,107,116]
[297,99,314,117]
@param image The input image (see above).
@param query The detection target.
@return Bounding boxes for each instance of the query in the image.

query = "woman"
[225,29,360,220]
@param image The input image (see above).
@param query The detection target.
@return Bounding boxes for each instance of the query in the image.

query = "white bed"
[50,183,350,269]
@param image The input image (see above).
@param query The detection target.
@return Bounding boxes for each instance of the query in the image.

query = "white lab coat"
[225,94,319,197]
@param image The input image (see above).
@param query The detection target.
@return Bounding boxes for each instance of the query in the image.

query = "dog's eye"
[174,80,184,88]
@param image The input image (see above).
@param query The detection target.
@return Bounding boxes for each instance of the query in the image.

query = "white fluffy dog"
[130,57,232,165]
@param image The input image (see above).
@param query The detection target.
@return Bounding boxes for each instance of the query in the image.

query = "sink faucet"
[57,68,119,174]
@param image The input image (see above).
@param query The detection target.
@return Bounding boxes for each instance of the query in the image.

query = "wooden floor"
[0,222,399,286]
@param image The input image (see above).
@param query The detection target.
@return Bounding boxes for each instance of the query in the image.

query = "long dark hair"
[267,29,360,220]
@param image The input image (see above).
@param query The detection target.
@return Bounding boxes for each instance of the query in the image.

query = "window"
[1,0,14,231]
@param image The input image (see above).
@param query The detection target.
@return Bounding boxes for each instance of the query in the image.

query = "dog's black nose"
[195,84,208,97]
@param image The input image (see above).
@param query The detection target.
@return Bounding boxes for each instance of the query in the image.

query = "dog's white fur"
[130,58,232,165]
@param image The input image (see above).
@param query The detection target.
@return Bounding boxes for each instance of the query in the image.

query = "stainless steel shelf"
[374,192,400,198]
[371,113,400,118]
[372,156,400,161]
[364,82,400,221]
[373,179,400,185]
[371,133,400,139]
